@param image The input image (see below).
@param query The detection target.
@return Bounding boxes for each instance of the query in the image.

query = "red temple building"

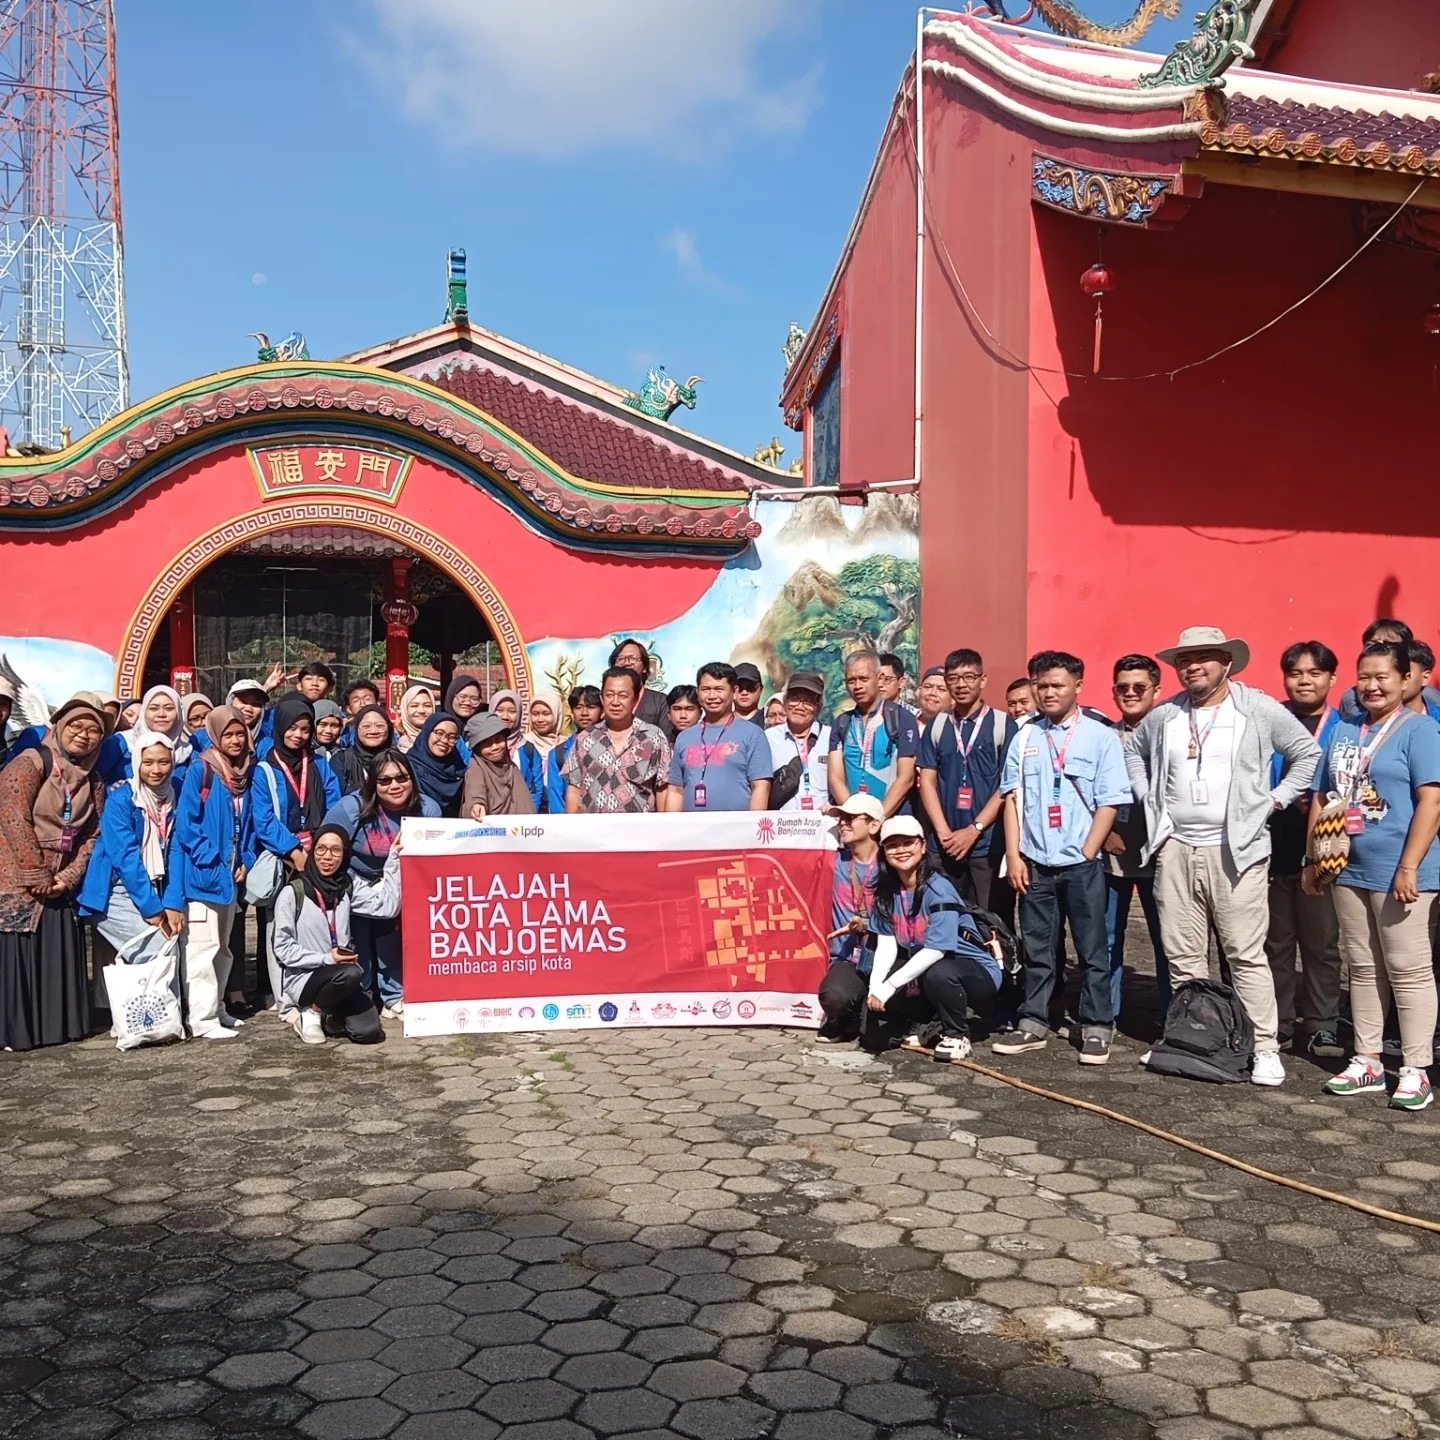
[781,0,1440,689]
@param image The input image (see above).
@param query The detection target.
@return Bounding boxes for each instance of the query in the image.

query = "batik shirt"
[562,719,672,814]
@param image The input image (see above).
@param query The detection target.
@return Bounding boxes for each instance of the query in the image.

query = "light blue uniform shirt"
[1001,711,1131,867]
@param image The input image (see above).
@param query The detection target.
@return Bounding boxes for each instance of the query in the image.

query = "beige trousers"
[1264,873,1342,1039]
[1154,839,1279,1052]
[1331,885,1438,1069]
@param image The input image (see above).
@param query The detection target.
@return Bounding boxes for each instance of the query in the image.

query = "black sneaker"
[1078,1034,1111,1066]
[992,1030,1047,1055]
[1306,1030,1344,1059]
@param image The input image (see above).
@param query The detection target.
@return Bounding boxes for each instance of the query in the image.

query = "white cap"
[836,793,885,823]
[880,815,925,842]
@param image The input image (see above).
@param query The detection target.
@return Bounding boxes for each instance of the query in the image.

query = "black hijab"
[407,711,467,813]
[267,694,328,836]
[334,703,395,795]
[301,823,353,909]
[444,676,485,715]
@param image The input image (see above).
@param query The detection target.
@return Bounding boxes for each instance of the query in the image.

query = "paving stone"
[1247,1359,1345,1400]
[476,1378,578,1423]
[381,1368,483,1413]
[842,1381,938,1424]
[648,1359,747,1401]
[206,1351,307,1390]
[539,1318,628,1355]
[465,1342,561,1382]
[1102,1373,1201,1418]
[575,1386,677,1433]
[297,1361,401,1400]
[774,1411,878,1440]
[672,1396,777,1440]
[298,1397,405,1438]
[1205,1385,1306,1429]
[748,1369,842,1411]
[1305,1397,1412,1438]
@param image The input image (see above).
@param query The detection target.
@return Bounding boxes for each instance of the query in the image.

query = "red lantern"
[1080,262,1115,375]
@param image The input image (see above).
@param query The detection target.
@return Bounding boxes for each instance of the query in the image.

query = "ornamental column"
[169,585,196,695]
[382,559,418,720]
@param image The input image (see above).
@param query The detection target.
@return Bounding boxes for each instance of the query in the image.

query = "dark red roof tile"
[429,363,754,496]
[1210,94,1440,169]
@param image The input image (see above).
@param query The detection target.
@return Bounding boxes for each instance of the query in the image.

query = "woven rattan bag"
[1310,793,1351,884]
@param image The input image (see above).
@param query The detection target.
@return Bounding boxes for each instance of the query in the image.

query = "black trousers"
[229,902,270,1001]
[818,953,999,1047]
[298,964,383,1043]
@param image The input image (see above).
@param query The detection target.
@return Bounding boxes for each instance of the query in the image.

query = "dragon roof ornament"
[1137,0,1259,89]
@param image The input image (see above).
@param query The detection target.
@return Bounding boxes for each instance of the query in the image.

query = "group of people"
[1,623,1437,1113]
[808,621,1440,1116]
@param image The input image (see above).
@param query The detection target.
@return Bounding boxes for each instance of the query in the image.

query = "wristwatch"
[973,820,986,834]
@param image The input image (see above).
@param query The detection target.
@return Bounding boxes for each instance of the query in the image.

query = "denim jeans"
[1106,874,1171,1023]
[1019,857,1112,1034]
[353,914,403,1007]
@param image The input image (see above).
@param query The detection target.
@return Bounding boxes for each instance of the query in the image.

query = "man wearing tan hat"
[1123,626,1321,1086]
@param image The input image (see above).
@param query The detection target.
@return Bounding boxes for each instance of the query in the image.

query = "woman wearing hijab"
[0,694,110,1050]
[444,676,485,727]
[272,823,386,1045]
[407,712,467,817]
[77,730,187,979]
[490,689,523,753]
[330,704,395,797]
[463,714,536,819]
[517,691,563,811]
[311,699,346,761]
[177,706,258,1038]
[105,685,192,788]
[184,694,214,741]
[115,698,141,732]
[252,695,341,1015]
[324,749,438,1019]
[396,686,435,753]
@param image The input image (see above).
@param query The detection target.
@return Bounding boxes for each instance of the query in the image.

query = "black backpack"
[964,907,1024,986]
[1144,979,1254,1084]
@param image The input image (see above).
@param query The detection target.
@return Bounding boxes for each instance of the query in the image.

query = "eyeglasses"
[376,774,409,787]
[1112,683,1152,696]
[946,672,983,683]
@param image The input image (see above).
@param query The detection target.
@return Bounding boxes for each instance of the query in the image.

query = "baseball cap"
[880,815,926,842]
[227,679,268,704]
[836,793,885,823]
[733,663,762,687]
[786,671,825,699]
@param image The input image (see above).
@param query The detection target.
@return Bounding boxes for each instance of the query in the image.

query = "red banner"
[400,813,835,1035]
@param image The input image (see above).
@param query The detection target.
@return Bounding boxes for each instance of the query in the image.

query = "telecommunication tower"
[0,0,126,450]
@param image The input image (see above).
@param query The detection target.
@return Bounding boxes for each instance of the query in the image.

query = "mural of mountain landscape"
[525,493,920,707]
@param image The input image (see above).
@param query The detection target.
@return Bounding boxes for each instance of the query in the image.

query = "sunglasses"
[735,680,761,691]
[376,773,409,786]
[1112,683,1152,696]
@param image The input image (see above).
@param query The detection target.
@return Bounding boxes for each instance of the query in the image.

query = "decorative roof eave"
[1198,116,1440,179]
[0,363,761,552]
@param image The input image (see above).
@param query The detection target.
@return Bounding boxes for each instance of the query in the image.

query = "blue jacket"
[77,780,186,918]
[516,740,547,812]
[1269,708,1341,788]
[251,752,341,857]
[323,792,441,882]
[545,737,575,815]
[175,761,258,906]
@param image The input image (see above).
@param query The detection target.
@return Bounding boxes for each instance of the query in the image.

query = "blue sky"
[119,1,1191,458]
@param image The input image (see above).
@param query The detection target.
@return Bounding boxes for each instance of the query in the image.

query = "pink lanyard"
[315,890,339,947]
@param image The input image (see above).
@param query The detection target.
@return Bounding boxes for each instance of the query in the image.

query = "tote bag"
[104,932,184,1051]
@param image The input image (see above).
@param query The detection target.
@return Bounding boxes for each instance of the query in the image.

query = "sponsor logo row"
[445,997,816,1031]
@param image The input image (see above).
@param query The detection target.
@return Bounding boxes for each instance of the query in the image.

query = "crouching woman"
[272,824,389,1045]
[865,815,1003,1063]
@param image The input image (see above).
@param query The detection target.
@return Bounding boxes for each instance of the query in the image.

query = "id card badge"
[956,786,974,810]
[857,782,869,794]
[297,829,313,851]
[1047,804,1063,830]
[800,795,814,811]
[1190,780,1209,806]
[1344,805,1365,835]
[55,823,77,855]
[694,783,708,809]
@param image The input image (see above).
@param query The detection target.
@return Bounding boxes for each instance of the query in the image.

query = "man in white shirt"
[766,672,831,812]
[1124,626,1321,1087]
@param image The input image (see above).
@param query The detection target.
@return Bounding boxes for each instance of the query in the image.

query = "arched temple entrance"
[116,503,531,703]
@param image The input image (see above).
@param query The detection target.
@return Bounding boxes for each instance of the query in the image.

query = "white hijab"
[127,684,192,767]
[130,729,176,880]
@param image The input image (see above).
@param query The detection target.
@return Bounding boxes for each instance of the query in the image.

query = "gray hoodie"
[1123,681,1320,873]
[272,847,400,1007]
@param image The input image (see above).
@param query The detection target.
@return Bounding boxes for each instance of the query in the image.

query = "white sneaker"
[299,1010,326,1045]
[381,1002,405,1020]
[1251,1050,1286,1087]
[932,1035,972,1064]
[899,1032,931,1054]
[192,1025,237,1041]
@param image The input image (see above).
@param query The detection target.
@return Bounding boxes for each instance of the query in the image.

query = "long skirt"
[0,901,92,1052]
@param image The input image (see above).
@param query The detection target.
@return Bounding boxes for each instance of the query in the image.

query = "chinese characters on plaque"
[249,443,413,505]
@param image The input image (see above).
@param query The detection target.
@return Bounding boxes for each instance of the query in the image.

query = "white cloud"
[361,0,822,157]
[664,227,728,290]
[251,272,267,286]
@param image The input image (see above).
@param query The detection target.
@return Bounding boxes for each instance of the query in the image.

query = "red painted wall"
[835,127,919,491]
[1025,183,1440,699]
[0,440,728,679]
[915,78,1038,687]
[1257,0,1440,90]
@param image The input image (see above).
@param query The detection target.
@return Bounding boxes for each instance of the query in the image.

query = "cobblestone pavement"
[1,1008,1438,1440]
